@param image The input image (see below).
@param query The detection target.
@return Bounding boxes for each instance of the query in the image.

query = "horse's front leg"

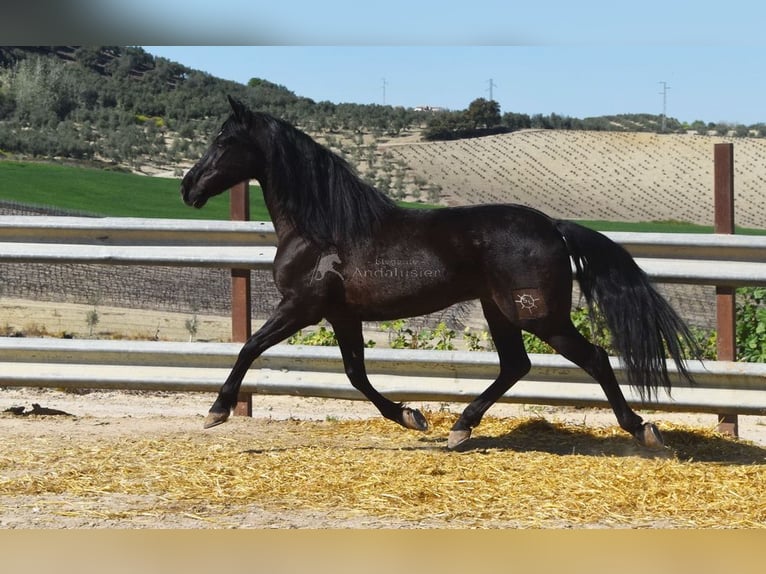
[331,318,428,431]
[205,299,318,428]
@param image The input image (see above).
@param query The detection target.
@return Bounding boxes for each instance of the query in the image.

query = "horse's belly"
[341,266,477,320]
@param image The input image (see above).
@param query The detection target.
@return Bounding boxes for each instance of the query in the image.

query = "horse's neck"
[260,180,297,243]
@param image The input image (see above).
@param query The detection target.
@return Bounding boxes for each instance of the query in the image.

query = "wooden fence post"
[714,143,738,437]
[230,180,253,417]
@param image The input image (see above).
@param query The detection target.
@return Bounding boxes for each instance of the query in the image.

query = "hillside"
[0,46,426,172]
[386,130,766,229]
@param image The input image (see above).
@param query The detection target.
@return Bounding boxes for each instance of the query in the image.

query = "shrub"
[287,324,338,346]
[381,320,455,350]
[737,287,766,362]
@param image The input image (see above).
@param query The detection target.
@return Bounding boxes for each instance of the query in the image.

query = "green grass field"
[0,160,439,221]
[1,160,763,234]
[0,160,262,220]
[576,219,766,235]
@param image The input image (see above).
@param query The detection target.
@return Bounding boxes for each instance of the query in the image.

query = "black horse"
[181,96,699,450]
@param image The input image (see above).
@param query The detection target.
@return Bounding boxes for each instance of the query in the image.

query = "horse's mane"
[242,111,398,248]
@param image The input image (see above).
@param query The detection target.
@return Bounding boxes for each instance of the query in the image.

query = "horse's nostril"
[180,183,196,206]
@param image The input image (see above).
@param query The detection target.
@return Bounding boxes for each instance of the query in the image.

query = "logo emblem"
[312,252,344,282]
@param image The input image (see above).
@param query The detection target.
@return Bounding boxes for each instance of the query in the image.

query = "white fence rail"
[0,216,277,269]
[1,215,766,417]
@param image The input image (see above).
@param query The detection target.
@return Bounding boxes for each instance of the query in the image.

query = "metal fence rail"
[2,216,766,284]
[1,337,765,415]
[0,216,277,268]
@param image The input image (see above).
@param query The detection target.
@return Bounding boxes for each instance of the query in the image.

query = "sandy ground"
[0,297,235,342]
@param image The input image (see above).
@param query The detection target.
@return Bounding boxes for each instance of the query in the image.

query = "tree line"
[422,97,766,140]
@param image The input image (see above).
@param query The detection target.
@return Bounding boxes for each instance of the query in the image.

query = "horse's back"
[403,203,567,257]
[391,202,572,283]
[407,202,556,232]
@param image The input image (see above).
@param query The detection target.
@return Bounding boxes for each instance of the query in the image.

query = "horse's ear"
[227,95,248,122]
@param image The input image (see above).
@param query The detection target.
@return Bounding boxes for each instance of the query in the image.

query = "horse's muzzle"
[180,170,206,208]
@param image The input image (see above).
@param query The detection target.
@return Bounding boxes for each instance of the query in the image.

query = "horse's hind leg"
[448,299,531,449]
[535,321,665,450]
[331,317,428,432]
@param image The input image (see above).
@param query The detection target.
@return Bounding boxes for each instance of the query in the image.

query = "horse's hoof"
[447,429,472,450]
[636,422,665,450]
[203,410,230,429]
[401,407,428,431]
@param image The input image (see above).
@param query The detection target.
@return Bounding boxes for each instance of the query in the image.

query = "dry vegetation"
[1,404,764,529]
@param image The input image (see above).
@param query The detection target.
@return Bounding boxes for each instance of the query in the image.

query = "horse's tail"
[554,220,700,400]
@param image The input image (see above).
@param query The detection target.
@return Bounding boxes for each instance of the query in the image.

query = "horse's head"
[181,96,262,208]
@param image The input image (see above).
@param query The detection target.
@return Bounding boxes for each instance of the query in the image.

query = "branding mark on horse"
[512,288,548,318]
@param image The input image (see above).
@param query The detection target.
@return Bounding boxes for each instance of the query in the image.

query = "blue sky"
[143,45,766,125]
[81,0,765,125]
